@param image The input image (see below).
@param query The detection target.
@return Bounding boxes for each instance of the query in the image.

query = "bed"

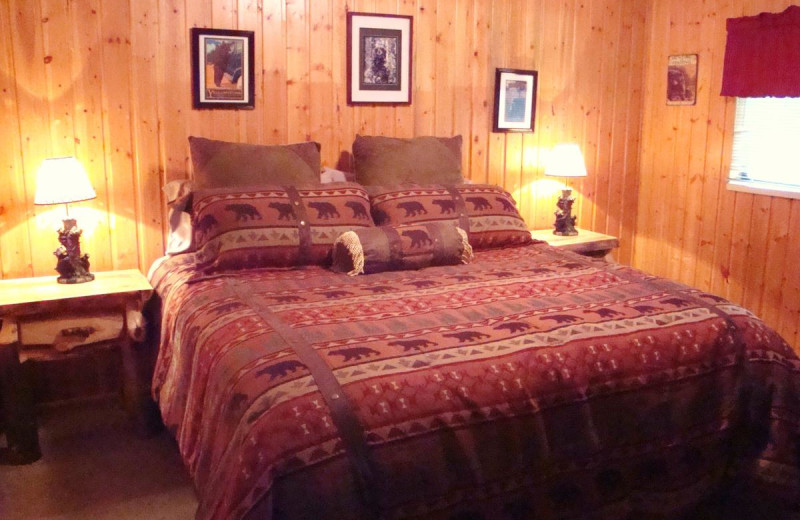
[148,241,800,520]
[150,135,800,520]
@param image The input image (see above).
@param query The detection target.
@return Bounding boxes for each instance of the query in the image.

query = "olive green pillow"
[189,136,321,189]
[352,134,464,186]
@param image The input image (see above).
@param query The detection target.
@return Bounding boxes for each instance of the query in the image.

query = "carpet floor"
[0,401,197,520]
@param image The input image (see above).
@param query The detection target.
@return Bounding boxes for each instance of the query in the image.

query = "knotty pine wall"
[635,0,800,351]
[0,0,646,280]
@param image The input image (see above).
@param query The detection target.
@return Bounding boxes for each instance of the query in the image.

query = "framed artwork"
[191,28,255,109]
[347,12,413,105]
[493,68,538,132]
[666,54,698,106]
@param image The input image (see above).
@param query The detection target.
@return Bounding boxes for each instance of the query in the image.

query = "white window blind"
[729,97,800,197]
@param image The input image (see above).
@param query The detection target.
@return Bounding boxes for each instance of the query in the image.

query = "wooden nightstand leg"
[0,344,41,465]
[119,337,154,435]
[120,302,161,436]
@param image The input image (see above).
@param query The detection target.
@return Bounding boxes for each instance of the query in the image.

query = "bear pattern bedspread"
[149,242,800,520]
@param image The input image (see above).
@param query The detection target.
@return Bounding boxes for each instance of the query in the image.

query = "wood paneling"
[635,0,800,351]
[0,0,646,281]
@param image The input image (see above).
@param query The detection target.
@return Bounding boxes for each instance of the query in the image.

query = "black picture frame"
[347,12,413,105]
[191,27,255,110]
[492,68,538,132]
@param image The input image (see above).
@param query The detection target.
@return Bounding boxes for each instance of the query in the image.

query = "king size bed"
[149,135,800,520]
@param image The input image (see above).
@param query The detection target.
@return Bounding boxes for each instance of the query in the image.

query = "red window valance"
[721,5,800,97]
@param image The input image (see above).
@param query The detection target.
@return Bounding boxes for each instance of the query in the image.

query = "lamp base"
[553,188,579,236]
[53,218,94,284]
[57,273,95,285]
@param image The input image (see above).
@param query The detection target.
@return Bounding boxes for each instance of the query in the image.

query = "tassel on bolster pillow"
[332,222,473,276]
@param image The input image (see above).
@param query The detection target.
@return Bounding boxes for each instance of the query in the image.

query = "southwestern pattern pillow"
[368,184,532,250]
[192,183,374,271]
[331,222,473,276]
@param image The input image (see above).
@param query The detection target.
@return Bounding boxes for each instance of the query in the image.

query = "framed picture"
[666,54,698,106]
[493,68,538,132]
[191,28,255,109]
[347,12,413,105]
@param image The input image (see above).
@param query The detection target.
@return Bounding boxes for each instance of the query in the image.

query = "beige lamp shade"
[544,144,588,178]
[34,156,97,206]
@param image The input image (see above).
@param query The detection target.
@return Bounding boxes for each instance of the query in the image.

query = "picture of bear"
[255,359,306,380]
[496,197,516,212]
[225,203,262,221]
[583,308,624,318]
[308,201,340,219]
[195,214,218,236]
[396,201,428,217]
[388,339,437,351]
[443,330,491,343]
[407,280,438,288]
[432,199,456,214]
[401,229,433,248]
[329,347,381,362]
[268,202,295,220]
[465,196,492,211]
[345,200,369,219]
[210,301,245,316]
[321,290,352,299]
[494,322,531,333]
[540,314,580,324]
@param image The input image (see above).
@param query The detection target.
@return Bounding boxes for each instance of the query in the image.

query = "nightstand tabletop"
[0,269,151,310]
[530,228,619,254]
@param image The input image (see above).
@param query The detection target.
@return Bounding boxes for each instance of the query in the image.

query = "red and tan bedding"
[149,242,800,520]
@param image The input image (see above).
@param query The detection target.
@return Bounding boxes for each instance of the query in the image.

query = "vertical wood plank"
[413,0,435,136]
[130,0,166,270]
[0,0,33,278]
[9,0,56,276]
[99,0,139,270]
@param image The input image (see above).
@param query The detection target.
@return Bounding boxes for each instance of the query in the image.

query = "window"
[728,97,800,199]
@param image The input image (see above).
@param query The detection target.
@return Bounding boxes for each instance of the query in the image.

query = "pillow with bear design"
[367,184,532,250]
[331,222,473,276]
[192,182,374,272]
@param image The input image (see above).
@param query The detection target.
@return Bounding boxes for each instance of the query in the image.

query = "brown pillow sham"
[352,134,464,185]
[368,184,532,250]
[332,222,473,276]
[189,136,321,189]
[192,183,374,272]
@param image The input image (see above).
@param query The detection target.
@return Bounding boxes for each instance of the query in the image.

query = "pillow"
[332,222,473,276]
[164,179,195,255]
[352,135,464,185]
[189,136,321,189]
[368,184,532,250]
[192,183,374,272]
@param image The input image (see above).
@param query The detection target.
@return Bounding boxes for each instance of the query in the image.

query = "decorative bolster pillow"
[368,184,532,250]
[192,182,374,272]
[331,222,473,276]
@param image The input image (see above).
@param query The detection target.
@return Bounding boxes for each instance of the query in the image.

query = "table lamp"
[34,157,97,284]
[544,143,587,236]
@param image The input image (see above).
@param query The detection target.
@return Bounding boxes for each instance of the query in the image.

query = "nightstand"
[0,269,153,464]
[530,228,620,260]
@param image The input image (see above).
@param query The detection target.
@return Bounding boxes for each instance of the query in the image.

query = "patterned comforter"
[149,243,800,520]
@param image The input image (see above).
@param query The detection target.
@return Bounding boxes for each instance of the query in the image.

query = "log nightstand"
[0,269,153,464]
[530,228,620,260]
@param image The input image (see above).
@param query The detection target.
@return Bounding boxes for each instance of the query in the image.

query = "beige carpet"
[0,401,197,520]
